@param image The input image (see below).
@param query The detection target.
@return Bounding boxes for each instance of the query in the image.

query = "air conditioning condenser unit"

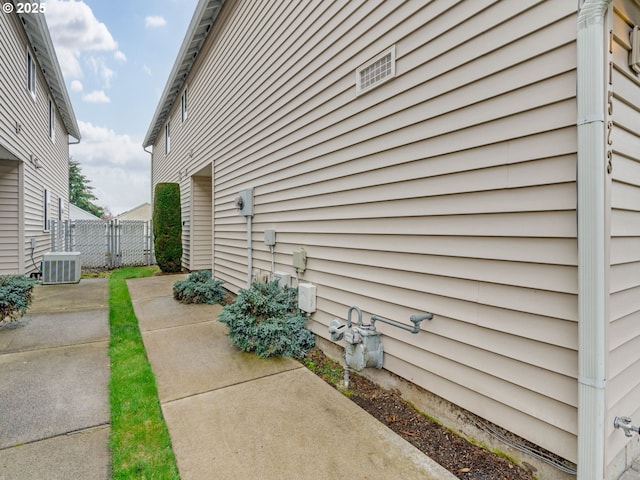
[42,252,81,284]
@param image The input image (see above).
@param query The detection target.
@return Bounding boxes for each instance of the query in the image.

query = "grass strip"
[108,266,180,479]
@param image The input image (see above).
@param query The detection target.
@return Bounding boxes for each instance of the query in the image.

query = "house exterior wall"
[0,11,71,275]
[116,203,151,221]
[606,0,640,472]
[150,0,585,464]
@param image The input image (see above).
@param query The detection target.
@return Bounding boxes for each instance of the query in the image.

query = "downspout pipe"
[247,215,252,288]
[576,1,611,478]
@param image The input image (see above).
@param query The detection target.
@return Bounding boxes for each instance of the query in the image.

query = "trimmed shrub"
[219,280,315,359]
[153,182,182,273]
[173,270,225,305]
[0,275,36,322]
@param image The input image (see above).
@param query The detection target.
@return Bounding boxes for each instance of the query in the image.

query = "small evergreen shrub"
[219,280,315,359]
[0,275,36,322]
[173,270,225,305]
[153,182,182,273]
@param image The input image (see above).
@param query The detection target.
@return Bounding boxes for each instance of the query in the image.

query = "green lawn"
[108,266,180,479]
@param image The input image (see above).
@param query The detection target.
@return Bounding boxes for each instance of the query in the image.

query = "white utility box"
[273,271,291,288]
[264,229,276,246]
[298,283,317,313]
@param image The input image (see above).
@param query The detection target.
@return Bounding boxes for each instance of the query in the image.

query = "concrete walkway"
[128,274,456,480]
[4,274,640,480]
[0,279,110,480]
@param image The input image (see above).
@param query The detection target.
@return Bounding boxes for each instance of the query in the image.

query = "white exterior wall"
[151,0,593,463]
[0,11,71,275]
[606,0,640,472]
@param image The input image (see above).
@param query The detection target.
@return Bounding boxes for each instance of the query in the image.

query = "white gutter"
[576,0,612,478]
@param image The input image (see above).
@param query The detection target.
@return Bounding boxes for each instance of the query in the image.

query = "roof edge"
[142,0,224,148]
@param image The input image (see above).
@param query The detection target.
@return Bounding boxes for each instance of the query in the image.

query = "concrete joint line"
[142,319,215,334]
[0,339,109,357]
[162,365,305,406]
[0,423,110,451]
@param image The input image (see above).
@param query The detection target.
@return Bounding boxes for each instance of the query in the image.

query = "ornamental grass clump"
[0,275,36,323]
[219,280,315,359]
[173,270,225,305]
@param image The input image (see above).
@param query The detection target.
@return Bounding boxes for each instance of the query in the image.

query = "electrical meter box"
[234,188,253,216]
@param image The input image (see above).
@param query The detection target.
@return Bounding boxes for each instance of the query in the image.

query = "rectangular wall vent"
[356,46,396,95]
[42,252,81,284]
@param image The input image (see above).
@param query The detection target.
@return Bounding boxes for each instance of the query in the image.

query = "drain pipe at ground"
[576,1,612,478]
[246,215,252,288]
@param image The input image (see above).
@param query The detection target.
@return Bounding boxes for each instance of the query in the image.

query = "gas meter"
[329,310,383,372]
[344,324,383,371]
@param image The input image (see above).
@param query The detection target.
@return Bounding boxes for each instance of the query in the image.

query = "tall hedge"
[153,182,182,273]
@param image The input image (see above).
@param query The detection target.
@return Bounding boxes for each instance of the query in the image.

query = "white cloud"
[142,65,152,76]
[145,16,167,28]
[86,56,114,88]
[82,90,110,103]
[71,121,150,215]
[70,80,83,92]
[114,50,127,63]
[45,0,118,79]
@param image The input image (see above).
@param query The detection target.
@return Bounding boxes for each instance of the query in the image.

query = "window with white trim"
[27,51,36,98]
[355,46,396,95]
[43,189,50,231]
[181,88,188,122]
[165,122,171,154]
[48,98,56,142]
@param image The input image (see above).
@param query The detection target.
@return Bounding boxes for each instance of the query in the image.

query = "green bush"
[0,275,36,322]
[219,280,315,359]
[153,183,182,273]
[173,270,225,305]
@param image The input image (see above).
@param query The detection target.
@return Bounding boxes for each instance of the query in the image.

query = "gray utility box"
[235,188,253,216]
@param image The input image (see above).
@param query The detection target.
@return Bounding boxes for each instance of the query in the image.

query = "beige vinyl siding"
[190,174,213,270]
[151,0,581,461]
[0,161,21,274]
[0,12,71,274]
[606,1,640,468]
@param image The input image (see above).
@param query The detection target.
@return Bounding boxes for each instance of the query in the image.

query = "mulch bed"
[302,347,536,480]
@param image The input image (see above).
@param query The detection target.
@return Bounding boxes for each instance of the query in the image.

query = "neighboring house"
[116,202,151,222]
[0,4,80,276]
[144,1,640,479]
[69,203,102,221]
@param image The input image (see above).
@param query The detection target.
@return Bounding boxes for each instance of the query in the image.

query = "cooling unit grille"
[42,252,81,284]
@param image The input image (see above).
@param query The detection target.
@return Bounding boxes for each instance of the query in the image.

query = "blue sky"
[44,0,198,215]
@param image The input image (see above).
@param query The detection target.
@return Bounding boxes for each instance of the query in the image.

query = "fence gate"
[50,219,155,269]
